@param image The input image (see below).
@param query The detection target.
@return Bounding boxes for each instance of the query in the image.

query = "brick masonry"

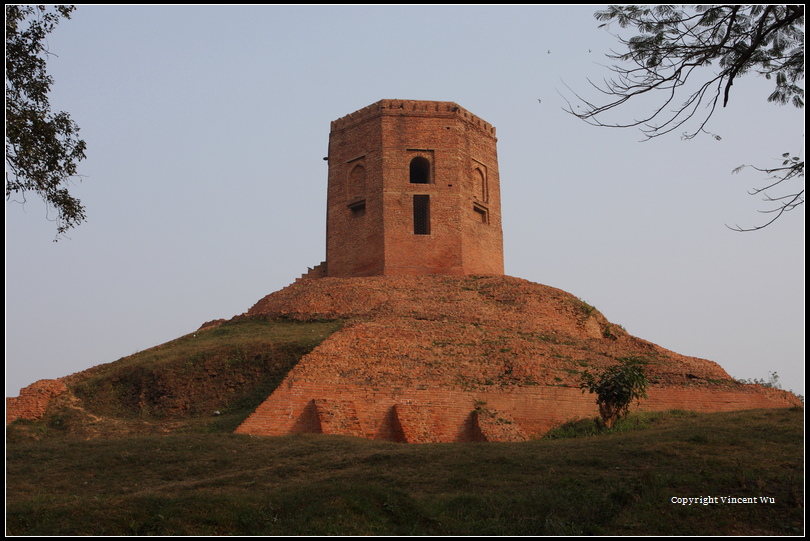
[237,381,799,443]
[236,275,802,442]
[5,379,69,424]
[326,100,504,277]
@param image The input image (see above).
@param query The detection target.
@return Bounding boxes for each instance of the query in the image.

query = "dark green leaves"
[580,359,649,429]
[6,5,87,238]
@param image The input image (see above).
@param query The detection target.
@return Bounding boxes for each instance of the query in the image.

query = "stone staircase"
[294,261,327,283]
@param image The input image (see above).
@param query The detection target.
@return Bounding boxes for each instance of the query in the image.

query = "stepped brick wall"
[235,275,802,442]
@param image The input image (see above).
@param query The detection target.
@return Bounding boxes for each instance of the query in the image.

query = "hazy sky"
[6,6,805,398]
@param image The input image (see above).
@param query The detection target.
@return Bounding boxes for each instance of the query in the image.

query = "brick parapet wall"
[331,99,496,138]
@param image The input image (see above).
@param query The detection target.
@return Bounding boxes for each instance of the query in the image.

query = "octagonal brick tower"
[325,99,504,277]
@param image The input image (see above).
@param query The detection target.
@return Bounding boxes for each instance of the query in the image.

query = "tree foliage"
[565,5,804,230]
[580,359,649,429]
[6,5,87,238]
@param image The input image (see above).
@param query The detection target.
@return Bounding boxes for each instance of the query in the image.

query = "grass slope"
[9,318,344,438]
[6,408,803,535]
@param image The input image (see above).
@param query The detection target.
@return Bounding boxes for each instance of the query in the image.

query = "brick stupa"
[234,100,800,442]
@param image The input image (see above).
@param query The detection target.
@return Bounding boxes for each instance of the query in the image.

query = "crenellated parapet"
[330,99,496,137]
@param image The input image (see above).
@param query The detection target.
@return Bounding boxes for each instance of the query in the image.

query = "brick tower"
[325,99,504,277]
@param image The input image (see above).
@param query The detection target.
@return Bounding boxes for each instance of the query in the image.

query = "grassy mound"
[8,318,343,438]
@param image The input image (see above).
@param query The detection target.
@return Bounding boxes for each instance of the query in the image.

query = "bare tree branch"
[728,154,804,231]
[564,5,804,230]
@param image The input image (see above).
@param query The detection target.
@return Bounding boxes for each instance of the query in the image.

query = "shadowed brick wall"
[5,379,68,424]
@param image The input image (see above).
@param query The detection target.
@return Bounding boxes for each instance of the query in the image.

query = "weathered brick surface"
[6,379,68,424]
[310,398,366,437]
[326,100,503,277]
[237,378,800,443]
[236,275,802,442]
[474,408,529,442]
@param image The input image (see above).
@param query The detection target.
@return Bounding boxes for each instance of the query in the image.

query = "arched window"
[473,167,488,202]
[409,157,431,184]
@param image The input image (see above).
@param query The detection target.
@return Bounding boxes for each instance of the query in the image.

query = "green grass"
[8,318,344,438]
[6,408,803,535]
[543,409,698,439]
[5,316,804,534]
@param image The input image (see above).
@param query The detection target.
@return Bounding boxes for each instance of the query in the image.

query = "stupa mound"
[236,275,799,442]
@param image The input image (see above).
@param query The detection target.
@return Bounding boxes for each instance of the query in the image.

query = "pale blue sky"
[6,5,805,397]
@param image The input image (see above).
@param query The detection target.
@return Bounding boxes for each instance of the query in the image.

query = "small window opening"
[348,199,366,217]
[410,157,431,184]
[413,195,430,234]
[473,204,488,224]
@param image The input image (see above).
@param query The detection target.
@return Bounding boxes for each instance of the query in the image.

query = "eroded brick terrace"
[234,274,800,442]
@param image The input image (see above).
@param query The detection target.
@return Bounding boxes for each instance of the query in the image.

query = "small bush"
[580,359,649,428]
